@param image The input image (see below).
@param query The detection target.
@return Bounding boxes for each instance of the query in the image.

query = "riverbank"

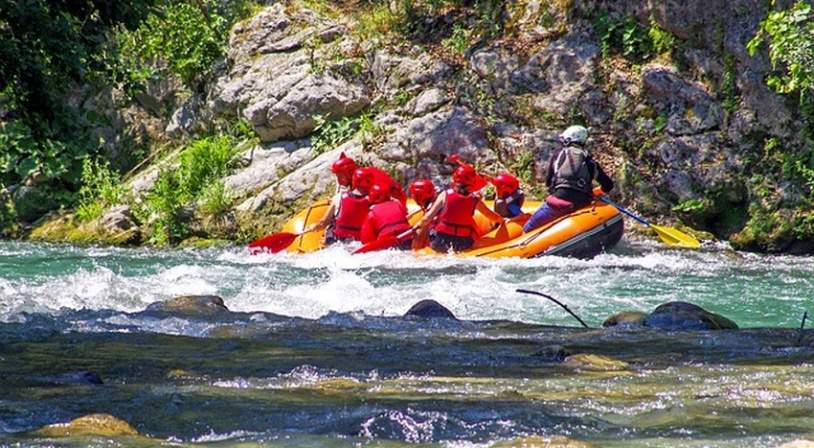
[3,1,814,254]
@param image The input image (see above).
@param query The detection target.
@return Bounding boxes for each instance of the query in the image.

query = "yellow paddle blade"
[651,224,701,249]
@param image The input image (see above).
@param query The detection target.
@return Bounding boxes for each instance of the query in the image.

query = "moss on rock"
[33,414,139,438]
[563,353,629,371]
[28,213,140,246]
[491,435,596,448]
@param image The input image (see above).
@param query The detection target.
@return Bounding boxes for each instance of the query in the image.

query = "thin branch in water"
[516,289,591,329]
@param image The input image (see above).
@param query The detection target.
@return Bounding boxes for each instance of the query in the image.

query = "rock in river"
[404,300,457,319]
[144,295,230,316]
[491,435,596,447]
[602,311,648,328]
[563,353,629,371]
[33,414,138,438]
[644,301,738,330]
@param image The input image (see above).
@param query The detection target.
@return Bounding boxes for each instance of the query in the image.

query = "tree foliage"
[748,1,814,113]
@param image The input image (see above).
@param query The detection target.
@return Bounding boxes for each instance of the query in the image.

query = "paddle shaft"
[597,195,650,226]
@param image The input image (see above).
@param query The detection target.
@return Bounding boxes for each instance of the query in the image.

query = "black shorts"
[429,230,473,253]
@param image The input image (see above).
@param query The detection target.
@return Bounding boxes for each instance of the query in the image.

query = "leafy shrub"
[199,181,233,217]
[747,1,814,112]
[595,13,655,62]
[311,112,382,155]
[76,159,126,222]
[442,24,471,53]
[139,134,238,245]
[0,119,87,187]
[354,3,405,40]
[648,19,676,55]
[107,0,256,95]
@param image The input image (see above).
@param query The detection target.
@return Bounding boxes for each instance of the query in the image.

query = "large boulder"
[644,302,738,330]
[642,67,722,136]
[144,295,230,316]
[404,300,457,319]
[210,4,370,143]
[371,47,451,93]
[378,107,491,169]
[510,33,599,116]
[223,139,312,198]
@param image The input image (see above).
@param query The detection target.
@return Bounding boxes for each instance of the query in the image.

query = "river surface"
[2,240,814,447]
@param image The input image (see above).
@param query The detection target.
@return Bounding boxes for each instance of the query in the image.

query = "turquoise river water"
[1,239,814,447]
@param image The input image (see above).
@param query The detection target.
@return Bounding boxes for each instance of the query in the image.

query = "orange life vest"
[435,189,478,238]
[334,192,370,239]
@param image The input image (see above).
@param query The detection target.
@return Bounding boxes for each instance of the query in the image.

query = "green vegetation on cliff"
[0,0,255,227]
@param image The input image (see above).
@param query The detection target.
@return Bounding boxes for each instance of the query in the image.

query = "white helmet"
[559,125,588,146]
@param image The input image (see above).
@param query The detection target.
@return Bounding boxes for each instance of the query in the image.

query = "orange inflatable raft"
[280,198,623,259]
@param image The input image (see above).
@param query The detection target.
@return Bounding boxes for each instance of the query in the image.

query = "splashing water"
[3,241,814,448]
[1,240,812,327]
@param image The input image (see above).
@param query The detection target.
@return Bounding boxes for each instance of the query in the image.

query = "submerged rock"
[50,371,103,386]
[602,311,648,328]
[563,353,629,371]
[404,300,457,319]
[144,295,230,316]
[644,302,738,331]
[33,414,138,438]
[491,435,596,447]
[532,345,572,362]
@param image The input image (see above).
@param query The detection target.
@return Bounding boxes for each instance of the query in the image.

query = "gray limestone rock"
[643,67,722,136]
[511,33,599,115]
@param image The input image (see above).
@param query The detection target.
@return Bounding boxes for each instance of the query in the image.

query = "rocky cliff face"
[26,0,814,253]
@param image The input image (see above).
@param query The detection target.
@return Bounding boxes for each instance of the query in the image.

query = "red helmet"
[409,179,436,206]
[368,183,390,204]
[492,172,520,196]
[331,153,357,176]
[452,165,477,188]
[352,167,375,191]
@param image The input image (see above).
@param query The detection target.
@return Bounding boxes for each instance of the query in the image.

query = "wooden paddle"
[597,195,701,249]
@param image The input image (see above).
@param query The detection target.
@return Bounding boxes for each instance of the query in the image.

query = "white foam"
[2,241,814,327]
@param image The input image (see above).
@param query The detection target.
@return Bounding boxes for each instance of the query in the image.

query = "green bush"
[648,19,675,55]
[109,0,256,93]
[76,159,126,222]
[139,134,238,245]
[595,13,655,62]
[442,24,471,53]
[199,181,233,217]
[747,1,814,113]
[0,119,87,188]
[311,112,381,155]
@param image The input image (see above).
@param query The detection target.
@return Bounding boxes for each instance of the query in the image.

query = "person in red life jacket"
[491,173,525,218]
[523,125,614,232]
[360,184,413,250]
[408,179,437,211]
[330,152,356,192]
[307,166,373,244]
[413,164,504,253]
[369,167,407,205]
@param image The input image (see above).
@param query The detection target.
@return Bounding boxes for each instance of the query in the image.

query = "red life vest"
[435,189,478,238]
[369,200,411,238]
[334,192,370,239]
